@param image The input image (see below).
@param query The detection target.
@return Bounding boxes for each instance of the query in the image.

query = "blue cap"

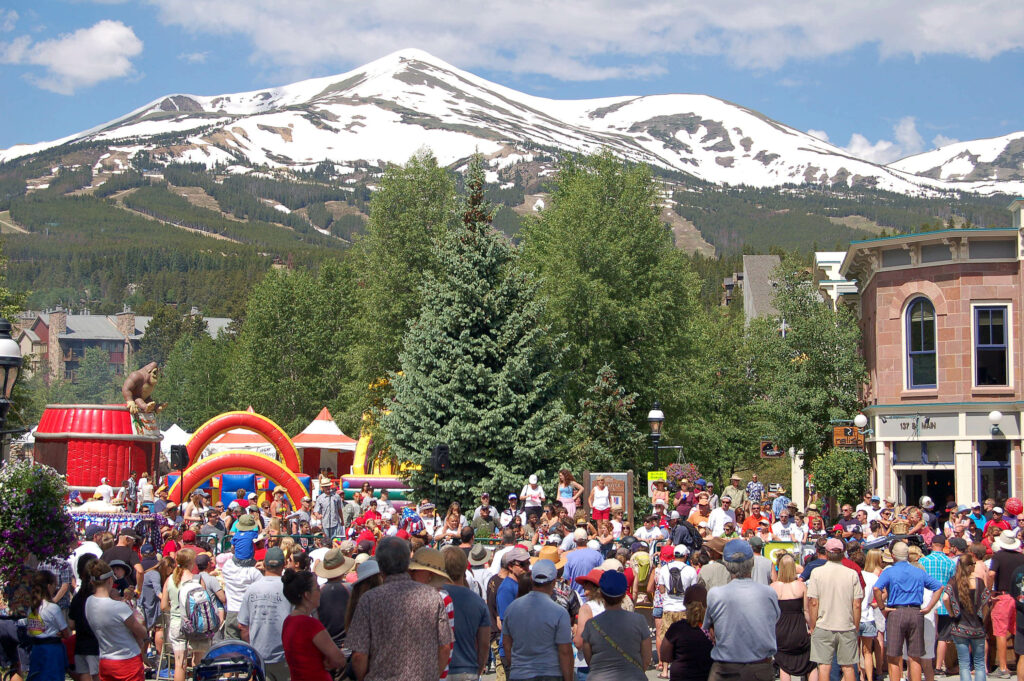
[598,570,627,598]
[723,539,754,563]
[531,559,557,585]
[957,504,970,513]
[870,495,880,501]
[695,478,706,486]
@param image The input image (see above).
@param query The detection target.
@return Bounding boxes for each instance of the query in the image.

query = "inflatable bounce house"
[35,399,413,511]
[34,404,162,488]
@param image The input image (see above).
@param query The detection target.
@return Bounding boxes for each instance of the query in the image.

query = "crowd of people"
[5,468,1024,681]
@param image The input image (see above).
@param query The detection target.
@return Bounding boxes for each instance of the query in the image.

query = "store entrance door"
[898,470,956,507]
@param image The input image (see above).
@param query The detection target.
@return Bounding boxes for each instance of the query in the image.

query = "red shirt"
[162,540,180,556]
[282,614,331,681]
[985,519,1011,536]
[236,499,250,509]
[624,566,635,592]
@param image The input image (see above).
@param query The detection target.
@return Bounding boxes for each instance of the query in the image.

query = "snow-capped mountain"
[3,48,1022,196]
[890,132,1024,185]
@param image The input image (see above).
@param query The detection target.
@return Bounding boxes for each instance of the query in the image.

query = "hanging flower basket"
[0,460,77,585]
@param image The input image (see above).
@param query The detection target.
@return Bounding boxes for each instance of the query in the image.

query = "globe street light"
[0,318,23,460]
[989,410,1003,436]
[647,401,665,470]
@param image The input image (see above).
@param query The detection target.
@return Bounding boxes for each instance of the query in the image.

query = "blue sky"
[2,1,1023,163]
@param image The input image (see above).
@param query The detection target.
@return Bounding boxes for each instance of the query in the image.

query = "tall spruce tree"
[569,364,644,474]
[382,156,568,504]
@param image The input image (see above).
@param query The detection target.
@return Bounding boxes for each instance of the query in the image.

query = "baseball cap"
[247,492,257,499]
[140,543,154,554]
[972,501,982,509]
[673,545,689,558]
[264,547,285,568]
[182,530,196,542]
[748,536,764,552]
[824,538,844,552]
[531,559,558,584]
[528,475,538,485]
[870,495,880,502]
[587,539,601,551]
[994,506,1004,514]
[670,511,680,520]
[84,524,105,538]
[722,539,753,563]
[502,547,530,567]
[507,493,518,500]
[659,544,675,562]
[573,528,588,542]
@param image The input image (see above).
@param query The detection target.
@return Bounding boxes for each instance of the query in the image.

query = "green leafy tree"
[231,260,354,433]
[382,156,568,505]
[137,305,208,367]
[810,448,871,506]
[677,305,762,483]
[519,151,699,430]
[343,151,458,429]
[569,364,645,474]
[748,255,866,464]
[74,347,121,404]
[159,332,234,430]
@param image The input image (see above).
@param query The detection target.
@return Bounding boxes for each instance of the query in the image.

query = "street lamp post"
[0,318,23,460]
[647,401,665,470]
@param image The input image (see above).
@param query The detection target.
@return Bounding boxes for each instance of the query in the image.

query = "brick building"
[16,307,231,383]
[838,203,1024,505]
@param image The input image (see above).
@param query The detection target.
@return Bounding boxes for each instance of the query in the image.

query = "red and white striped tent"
[293,407,357,477]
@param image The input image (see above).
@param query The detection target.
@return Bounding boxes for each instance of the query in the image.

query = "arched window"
[906,297,937,389]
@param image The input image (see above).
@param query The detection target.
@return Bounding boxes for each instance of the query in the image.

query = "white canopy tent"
[160,423,191,462]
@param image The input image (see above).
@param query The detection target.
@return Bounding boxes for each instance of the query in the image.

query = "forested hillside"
[0,146,1017,314]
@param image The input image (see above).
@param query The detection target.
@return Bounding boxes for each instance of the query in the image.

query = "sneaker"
[993,670,1012,679]
[156,668,173,679]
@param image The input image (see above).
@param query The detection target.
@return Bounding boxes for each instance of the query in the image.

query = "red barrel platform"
[34,404,161,488]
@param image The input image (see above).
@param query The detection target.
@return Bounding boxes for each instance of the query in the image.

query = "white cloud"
[178,51,207,64]
[148,1,1024,80]
[0,10,17,32]
[0,20,142,94]
[932,134,960,148]
[807,129,830,142]
[840,116,926,164]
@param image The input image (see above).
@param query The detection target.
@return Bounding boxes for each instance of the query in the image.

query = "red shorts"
[992,594,1016,637]
[99,655,145,681]
[592,508,610,521]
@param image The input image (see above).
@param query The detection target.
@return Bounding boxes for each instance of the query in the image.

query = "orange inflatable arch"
[186,411,300,471]
[168,450,308,507]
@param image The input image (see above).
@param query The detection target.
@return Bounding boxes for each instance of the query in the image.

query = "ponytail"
[172,548,196,586]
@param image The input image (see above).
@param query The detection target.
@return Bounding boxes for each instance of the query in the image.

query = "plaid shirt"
[920,550,956,615]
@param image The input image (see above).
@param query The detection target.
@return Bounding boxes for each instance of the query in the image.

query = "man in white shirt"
[472,492,500,521]
[635,515,666,545]
[855,492,873,515]
[658,545,697,631]
[866,496,883,522]
[708,496,737,537]
[772,509,799,542]
[499,494,526,528]
[95,477,114,504]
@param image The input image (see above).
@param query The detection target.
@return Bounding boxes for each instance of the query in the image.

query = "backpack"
[178,576,220,638]
[631,551,651,585]
[667,565,685,596]
[674,520,703,552]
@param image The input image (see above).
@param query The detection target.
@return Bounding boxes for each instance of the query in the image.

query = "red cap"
[832,524,844,532]
[357,529,376,544]
[574,568,605,588]
[396,529,411,540]
[660,544,675,562]
[182,530,196,542]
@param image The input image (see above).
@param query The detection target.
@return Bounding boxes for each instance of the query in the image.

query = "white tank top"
[593,487,610,510]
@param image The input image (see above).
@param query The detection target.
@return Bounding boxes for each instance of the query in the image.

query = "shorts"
[98,655,145,681]
[859,620,878,638]
[660,610,685,637]
[885,607,925,658]
[992,594,1017,637]
[76,654,100,675]
[902,613,935,661]
[168,618,213,655]
[811,628,858,666]
[936,614,952,642]
[1015,630,1024,656]
[592,508,610,521]
[652,607,663,619]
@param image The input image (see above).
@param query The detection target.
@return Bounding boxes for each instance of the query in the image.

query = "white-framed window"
[970,301,1013,388]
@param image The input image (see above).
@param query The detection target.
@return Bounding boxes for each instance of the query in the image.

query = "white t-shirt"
[856,502,872,514]
[85,596,139,660]
[772,521,799,542]
[635,526,664,543]
[138,479,154,502]
[24,600,67,638]
[708,508,736,537]
[499,509,526,528]
[658,562,697,612]
[220,558,263,612]
[592,487,611,511]
[95,483,114,504]
[520,484,545,507]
